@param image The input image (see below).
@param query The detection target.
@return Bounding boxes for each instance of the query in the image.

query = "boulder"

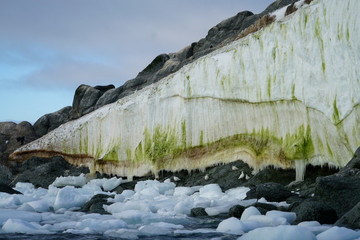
[80,194,113,214]
[314,147,360,217]
[33,106,72,136]
[95,87,124,109]
[72,85,99,117]
[190,207,208,217]
[12,156,89,188]
[335,201,360,229]
[229,205,245,218]
[0,121,38,168]
[111,181,137,194]
[0,183,22,195]
[291,199,338,224]
[246,182,294,202]
[245,167,295,187]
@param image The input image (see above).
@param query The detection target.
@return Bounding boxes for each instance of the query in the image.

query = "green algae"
[282,125,314,160]
[333,96,340,123]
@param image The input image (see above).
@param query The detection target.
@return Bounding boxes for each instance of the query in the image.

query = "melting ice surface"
[0,175,360,239]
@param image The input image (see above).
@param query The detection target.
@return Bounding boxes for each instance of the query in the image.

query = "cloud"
[0,0,274,122]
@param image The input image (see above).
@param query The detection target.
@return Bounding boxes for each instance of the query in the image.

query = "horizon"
[0,0,274,124]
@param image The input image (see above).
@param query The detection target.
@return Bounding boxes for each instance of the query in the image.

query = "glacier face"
[11,0,360,180]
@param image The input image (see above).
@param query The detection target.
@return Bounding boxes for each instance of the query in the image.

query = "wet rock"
[0,183,22,194]
[0,164,13,185]
[12,156,89,188]
[80,194,113,214]
[245,167,295,187]
[112,181,137,194]
[246,182,294,202]
[315,148,360,218]
[292,199,338,224]
[252,202,278,214]
[335,201,360,229]
[229,205,245,218]
[191,207,208,217]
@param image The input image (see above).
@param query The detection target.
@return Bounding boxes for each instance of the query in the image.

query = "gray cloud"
[0,0,274,122]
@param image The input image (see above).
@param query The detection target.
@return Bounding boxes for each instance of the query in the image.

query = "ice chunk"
[53,186,91,211]
[102,177,122,191]
[138,222,183,236]
[114,210,158,225]
[0,209,41,225]
[316,226,360,240]
[239,225,317,240]
[1,218,49,234]
[134,180,175,195]
[205,204,233,216]
[240,206,261,221]
[216,217,245,235]
[18,199,50,213]
[0,194,21,208]
[199,184,223,199]
[266,210,296,224]
[105,228,139,239]
[246,215,288,227]
[52,174,87,187]
[297,221,331,235]
[71,218,127,233]
[174,187,197,196]
[225,187,250,200]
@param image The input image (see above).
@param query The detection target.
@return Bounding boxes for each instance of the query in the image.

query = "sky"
[0,0,274,124]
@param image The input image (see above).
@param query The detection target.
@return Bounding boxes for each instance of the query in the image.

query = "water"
[0,233,237,240]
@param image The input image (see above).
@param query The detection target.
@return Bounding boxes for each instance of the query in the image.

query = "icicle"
[295,160,306,181]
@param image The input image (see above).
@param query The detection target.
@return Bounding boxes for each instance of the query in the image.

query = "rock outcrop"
[10,0,360,181]
[0,121,38,168]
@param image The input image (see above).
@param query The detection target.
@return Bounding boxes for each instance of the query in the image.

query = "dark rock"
[229,205,245,218]
[72,85,103,117]
[315,173,360,218]
[94,84,115,92]
[12,156,89,188]
[0,164,13,185]
[335,201,360,229]
[245,167,295,187]
[190,207,208,217]
[0,121,38,169]
[33,106,72,136]
[246,182,294,202]
[157,160,253,191]
[340,147,360,172]
[313,148,360,218]
[80,194,113,214]
[0,183,22,194]
[292,199,338,224]
[112,181,137,194]
[95,87,124,109]
[253,202,278,214]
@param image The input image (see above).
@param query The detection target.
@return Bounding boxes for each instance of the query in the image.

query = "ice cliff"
[11,0,360,181]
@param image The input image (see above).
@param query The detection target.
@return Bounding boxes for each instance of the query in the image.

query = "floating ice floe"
[0,175,359,239]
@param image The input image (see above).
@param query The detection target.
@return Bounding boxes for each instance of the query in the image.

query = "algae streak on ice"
[11,0,360,180]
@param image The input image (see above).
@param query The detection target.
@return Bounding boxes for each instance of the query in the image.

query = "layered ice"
[10,0,360,181]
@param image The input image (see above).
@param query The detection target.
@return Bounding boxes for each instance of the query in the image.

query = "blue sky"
[0,0,274,124]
